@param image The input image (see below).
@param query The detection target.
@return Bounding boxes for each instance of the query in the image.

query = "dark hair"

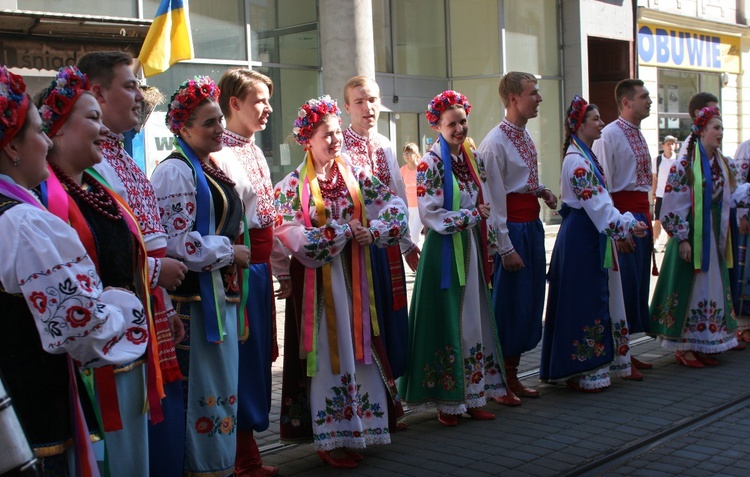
[614,79,644,112]
[562,103,597,158]
[218,68,273,118]
[683,125,734,190]
[77,51,133,88]
[688,92,719,120]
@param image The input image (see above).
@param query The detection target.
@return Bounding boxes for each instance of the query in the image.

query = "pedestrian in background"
[650,135,678,252]
[400,142,423,248]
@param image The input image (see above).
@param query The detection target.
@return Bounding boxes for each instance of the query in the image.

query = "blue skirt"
[541,206,614,382]
[237,262,274,431]
[492,219,545,357]
[616,211,652,333]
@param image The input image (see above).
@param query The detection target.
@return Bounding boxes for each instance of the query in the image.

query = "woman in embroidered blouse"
[275,95,407,469]
[650,107,748,367]
[150,76,250,476]
[541,96,647,392]
[37,65,158,475]
[397,90,506,426]
[0,66,146,475]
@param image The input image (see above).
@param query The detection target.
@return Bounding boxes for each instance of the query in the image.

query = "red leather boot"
[235,429,279,477]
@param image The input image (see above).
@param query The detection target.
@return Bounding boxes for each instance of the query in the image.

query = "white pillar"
[319,0,375,121]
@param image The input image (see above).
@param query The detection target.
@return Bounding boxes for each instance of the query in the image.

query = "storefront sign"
[0,39,137,71]
[637,23,740,74]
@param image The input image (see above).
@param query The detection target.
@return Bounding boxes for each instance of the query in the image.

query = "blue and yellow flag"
[138,0,194,77]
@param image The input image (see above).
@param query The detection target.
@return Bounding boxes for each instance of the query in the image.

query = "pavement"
[253,226,750,476]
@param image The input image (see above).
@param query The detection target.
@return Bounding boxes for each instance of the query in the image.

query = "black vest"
[0,195,99,455]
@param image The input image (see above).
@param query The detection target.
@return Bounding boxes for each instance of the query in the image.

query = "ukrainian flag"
[138,0,194,77]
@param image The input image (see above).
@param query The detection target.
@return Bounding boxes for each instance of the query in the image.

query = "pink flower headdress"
[292,95,340,146]
[38,66,90,137]
[426,90,471,127]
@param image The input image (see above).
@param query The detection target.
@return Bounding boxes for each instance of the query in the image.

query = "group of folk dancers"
[2,55,749,477]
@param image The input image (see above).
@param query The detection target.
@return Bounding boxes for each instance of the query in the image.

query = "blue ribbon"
[697,140,713,272]
[176,137,225,343]
[439,134,454,289]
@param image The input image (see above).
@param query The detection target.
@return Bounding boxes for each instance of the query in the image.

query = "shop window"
[19,0,137,17]
[657,69,720,143]
[449,0,499,77]
[393,0,447,77]
[373,0,393,73]
[249,0,318,67]
[505,0,559,76]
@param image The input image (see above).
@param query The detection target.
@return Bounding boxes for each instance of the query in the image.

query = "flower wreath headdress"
[426,90,472,127]
[0,66,30,148]
[39,66,90,137]
[566,95,589,134]
[292,95,341,146]
[166,76,221,135]
[691,106,720,135]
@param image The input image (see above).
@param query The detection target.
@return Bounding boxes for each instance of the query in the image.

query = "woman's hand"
[478,203,491,219]
[631,221,648,238]
[679,240,692,263]
[232,244,251,269]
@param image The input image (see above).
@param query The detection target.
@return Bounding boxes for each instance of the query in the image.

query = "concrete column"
[319,0,375,122]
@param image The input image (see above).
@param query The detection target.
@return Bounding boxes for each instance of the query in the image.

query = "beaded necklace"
[200,158,236,186]
[49,161,122,221]
[317,162,348,200]
[451,152,473,186]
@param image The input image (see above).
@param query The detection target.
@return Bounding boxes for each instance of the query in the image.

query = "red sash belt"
[506,193,541,222]
[385,245,407,311]
[611,191,651,222]
[249,227,274,264]
[244,226,279,360]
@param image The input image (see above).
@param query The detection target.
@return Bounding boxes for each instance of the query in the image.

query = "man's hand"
[501,251,524,272]
[740,216,750,235]
[542,189,558,210]
[157,257,188,291]
[404,246,420,272]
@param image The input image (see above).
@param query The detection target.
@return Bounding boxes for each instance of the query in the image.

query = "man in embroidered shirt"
[78,50,188,476]
[341,76,418,391]
[213,67,288,477]
[591,78,653,377]
[478,71,556,406]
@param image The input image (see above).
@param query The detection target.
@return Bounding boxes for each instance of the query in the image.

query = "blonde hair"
[498,72,537,107]
[403,142,419,154]
[344,75,379,104]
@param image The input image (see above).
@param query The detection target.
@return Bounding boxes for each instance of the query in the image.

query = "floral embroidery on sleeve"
[416,157,443,198]
[569,166,605,201]
[602,219,636,240]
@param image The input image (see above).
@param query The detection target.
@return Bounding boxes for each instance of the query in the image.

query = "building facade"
[2,0,748,224]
